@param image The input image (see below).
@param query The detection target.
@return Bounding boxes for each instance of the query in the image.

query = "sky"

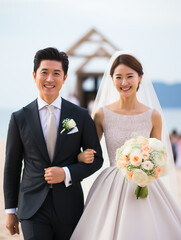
[0,0,181,110]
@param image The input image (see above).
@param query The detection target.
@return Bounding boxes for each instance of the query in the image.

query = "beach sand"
[0,140,181,239]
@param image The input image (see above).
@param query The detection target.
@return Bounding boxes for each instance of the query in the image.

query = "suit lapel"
[23,100,50,163]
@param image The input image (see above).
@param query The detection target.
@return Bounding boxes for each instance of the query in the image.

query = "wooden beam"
[66,28,118,56]
[76,47,111,73]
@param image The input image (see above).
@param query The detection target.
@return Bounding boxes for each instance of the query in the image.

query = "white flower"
[145,176,154,185]
[148,138,164,152]
[132,169,148,187]
[122,146,132,156]
[130,149,142,166]
[141,161,154,170]
[152,152,165,166]
[60,118,76,134]
[68,119,76,128]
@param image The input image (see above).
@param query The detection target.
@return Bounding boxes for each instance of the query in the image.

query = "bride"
[70,51,181,240]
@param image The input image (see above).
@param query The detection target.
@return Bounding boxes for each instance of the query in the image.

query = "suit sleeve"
[68,112,103,184]
[3,113,23,209]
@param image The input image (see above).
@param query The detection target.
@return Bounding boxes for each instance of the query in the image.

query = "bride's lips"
[120,86,132,92]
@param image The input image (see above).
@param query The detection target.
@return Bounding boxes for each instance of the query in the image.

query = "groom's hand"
[44,167,65,184]
[6,214,19,235]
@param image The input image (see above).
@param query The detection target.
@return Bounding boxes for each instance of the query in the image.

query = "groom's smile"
[33,60,67,104]
[44,85,55,89]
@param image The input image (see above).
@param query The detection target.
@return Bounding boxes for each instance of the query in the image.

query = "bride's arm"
[78,108,104,164]
[150,109,162,140]
[93,107,104,141]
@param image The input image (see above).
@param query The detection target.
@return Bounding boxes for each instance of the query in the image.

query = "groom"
[4,47,103,240]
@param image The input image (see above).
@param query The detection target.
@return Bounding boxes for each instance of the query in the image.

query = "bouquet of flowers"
[116,136,168,199]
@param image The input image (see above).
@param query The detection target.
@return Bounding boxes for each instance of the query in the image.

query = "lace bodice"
[103,107,153,166]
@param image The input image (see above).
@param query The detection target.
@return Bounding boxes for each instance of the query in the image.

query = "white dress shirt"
[6,96,72,214]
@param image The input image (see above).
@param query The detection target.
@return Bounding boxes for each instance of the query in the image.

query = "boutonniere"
[60,118,76,134]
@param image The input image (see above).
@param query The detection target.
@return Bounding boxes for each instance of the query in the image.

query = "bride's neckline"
[104,107,152,116]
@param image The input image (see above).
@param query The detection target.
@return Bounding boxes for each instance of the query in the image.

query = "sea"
[0,108,181,140]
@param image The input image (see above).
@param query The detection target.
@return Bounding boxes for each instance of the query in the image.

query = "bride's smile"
[112,64,142,96]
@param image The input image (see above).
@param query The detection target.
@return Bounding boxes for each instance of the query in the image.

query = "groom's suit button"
[69,181,72,184]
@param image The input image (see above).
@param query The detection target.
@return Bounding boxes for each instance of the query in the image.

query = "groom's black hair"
[33,47,69,75]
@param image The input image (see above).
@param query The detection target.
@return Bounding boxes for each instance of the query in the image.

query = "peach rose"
[120,155,129,162]
[137,136,147,145]
[120,161,128,167]
[164,155,167,161]
[141,144,152,153]
[155,166,162,176]
[117,159,127,168]
[130,149,142,166]
[127,171,133,179]
[142,151,150,160]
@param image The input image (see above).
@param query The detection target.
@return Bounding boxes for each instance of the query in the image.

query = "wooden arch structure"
[66,28,118,108]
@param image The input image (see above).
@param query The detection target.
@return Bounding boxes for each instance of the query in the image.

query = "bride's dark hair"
[110,54,144,77]
[110,54,144,90]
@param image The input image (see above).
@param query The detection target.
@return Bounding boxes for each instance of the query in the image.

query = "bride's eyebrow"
[115,73,134,76]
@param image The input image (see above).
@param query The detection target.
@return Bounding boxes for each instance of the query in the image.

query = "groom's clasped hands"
[44,167,66,184]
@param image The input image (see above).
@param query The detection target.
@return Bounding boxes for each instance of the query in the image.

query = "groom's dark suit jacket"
[4,98,103,225]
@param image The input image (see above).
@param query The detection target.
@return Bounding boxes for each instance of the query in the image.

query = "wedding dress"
[71,107,181,240]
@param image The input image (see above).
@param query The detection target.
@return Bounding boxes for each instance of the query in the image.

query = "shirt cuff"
[62,167,72,187]
[5,208,17,214]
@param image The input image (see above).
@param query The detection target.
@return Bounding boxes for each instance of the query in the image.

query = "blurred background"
[0,0,181,238]
[0,0,181,137]
[1,0,181,165]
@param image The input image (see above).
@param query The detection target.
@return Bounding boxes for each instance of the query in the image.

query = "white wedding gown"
[71,108,181,240]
